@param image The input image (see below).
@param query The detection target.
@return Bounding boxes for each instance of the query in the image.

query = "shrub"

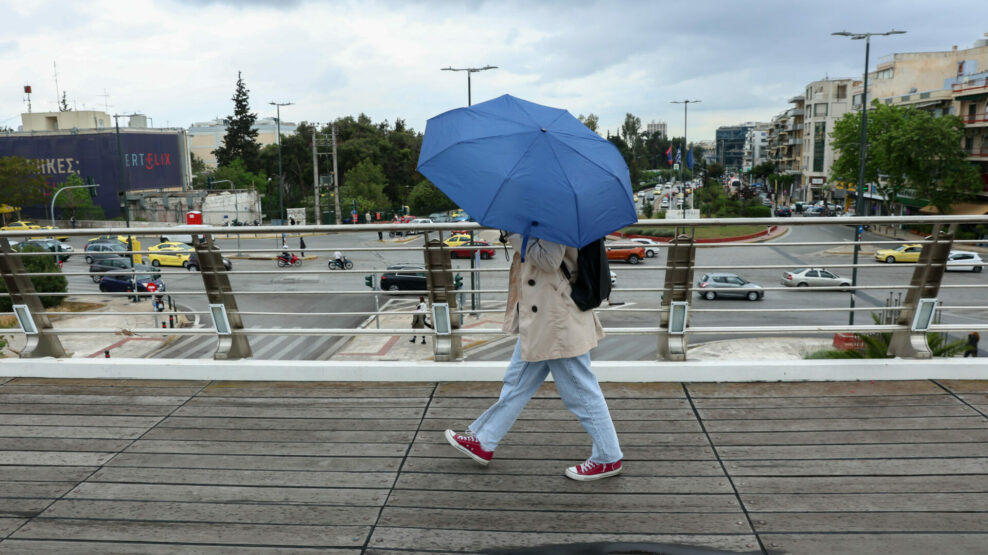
[0,246,67,312]
[743,205,772,218]
[622,227,675,238]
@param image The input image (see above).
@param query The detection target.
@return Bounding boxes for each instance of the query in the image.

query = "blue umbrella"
[417,94,636,249]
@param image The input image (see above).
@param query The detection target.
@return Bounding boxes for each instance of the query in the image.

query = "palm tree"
[807,313,969,359]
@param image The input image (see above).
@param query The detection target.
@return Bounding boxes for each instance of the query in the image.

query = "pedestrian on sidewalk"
[964,331,980,357]
[299,236,306,257]
[70,216,76,229]
[410,296,429,344]
[445,232,623,481]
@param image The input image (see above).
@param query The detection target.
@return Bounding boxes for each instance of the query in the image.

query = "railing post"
[0,238,69,358]
[887,226,953,359]
[658,233,696,361]
[194,234,252,360]
[424,236,462,361]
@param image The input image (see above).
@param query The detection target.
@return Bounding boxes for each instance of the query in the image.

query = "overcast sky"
[2,0,986,141]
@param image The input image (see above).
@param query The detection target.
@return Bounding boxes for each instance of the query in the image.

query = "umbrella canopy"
[417,94,637,248]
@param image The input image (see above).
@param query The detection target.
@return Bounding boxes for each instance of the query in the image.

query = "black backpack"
[560,239,611,311]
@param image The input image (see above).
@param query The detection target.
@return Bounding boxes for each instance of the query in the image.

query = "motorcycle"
[328,256,354,270]
[276,252,303,268]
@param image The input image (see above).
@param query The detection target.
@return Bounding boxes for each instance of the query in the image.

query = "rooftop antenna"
[53,61,60,110]
[23,85,32,113]
[100,89,111,113]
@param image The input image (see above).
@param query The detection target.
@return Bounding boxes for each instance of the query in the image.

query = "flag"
[675,148,682,165]
[665,146,673,166]
[686,148,694,170]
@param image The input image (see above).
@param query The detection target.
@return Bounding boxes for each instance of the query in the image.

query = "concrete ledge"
[1,358,984,382]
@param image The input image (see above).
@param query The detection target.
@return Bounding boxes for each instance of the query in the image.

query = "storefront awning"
[919,201,988,215]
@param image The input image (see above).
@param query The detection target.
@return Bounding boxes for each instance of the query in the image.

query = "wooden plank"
[687,381,943,397]
[105,453,401,472]
[718,442,988,460]
[725,458,988,476]
[759,533,988,555]
[400,457,725,476]
[435,381,686,398]
[703,416,988,432]
[734,475,988,494]
[1,518,26,538]
[0,451,116,466]
[0,540,349,554]
[367,527,756,553]
[421,419,703,433]
[86,467,397,489]
[393,475,739,503]
[0,438,132,453]
[41,499,381,526]
[0,482,77,499]
[158,417,421,432]
[0,466,95,482]
[170,406,425,419]
[751,511,988,532]
[140,428,415,443]
[416,431,710,447]
[741,492,988,512]
[0,394,189,406]
[0,425,147,440]
[377,506,750,535]
[0,403,174,416]
[184,396,428,407]
[937,379,988,393]
[9,519,370,548]
[428,397,691,409]
[698,405,977,419]
[66,482,390,506]
[409,442,716,460]
[0,498,51,518]
[0,415,164,428]
[201,381,434,397]
[427,407,696,421]
[0,385,202,397]
[957,393,988,405]
[8,378,206,388]
[125,440,408,457]
[709,429,988,445]
[692,394,957,409]
[0,377,13,385]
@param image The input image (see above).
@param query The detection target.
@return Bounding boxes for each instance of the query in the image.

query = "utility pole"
[332,124,341,225]
[269,101,293,223]
[311,127,320,225]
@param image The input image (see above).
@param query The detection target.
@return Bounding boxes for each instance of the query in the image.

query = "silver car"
[629,237,660,258]
[782,268,851,290]
[946,251,984,273]
[696,272,764,301]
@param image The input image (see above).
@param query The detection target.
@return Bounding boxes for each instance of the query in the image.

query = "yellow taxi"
[443,234,472,247]
[147,241,193,267]
[875,243,923,263]
[1,221,42,232]
[33,226,70,241]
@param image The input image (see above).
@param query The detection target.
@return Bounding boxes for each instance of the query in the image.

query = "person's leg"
[467,340,549,451]
[549,353,623,464]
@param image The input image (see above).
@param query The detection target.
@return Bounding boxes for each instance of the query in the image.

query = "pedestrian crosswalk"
[148,327,344,360]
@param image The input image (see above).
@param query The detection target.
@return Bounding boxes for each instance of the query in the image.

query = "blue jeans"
[468,340,623,464]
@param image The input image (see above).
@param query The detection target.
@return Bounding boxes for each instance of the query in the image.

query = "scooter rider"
[333,250,344,269]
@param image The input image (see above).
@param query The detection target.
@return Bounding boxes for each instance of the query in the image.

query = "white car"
[610,270,617,286]
[629,237,660,258]
[946,251,984,273]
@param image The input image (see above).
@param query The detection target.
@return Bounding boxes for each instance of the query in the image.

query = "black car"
[380,264,427,292]
[185,252,233,272]
[89,256,160,283]
[99,273,165,300]
[776,206,792,217]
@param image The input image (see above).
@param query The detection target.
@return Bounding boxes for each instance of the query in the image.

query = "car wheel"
[85,255,94,264]
[449,252,458,259]
[840,283,851,292]
[91,275,101,283]
[98,283,107,292]
[797,282,808,287]
[388,284,400,292]
[187,264,198,272]
[885,256,895,263]
[974,266,983,273]
[481,252,491,260]
[646,250,656,258]
[151,259,160,267]
[627,255,640,265]
[747,291,760,301]
[703,291,716,301]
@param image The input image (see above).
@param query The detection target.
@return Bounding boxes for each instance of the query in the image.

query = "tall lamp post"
[832,29,906,325]
[671,100,700,217]
[442,64,497,312]
[113,113,142,266]
[269,101,293,224]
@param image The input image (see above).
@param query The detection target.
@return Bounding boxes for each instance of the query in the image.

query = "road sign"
[146,282,158,293]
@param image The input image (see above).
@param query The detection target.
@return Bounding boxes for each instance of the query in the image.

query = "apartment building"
[742,123,771,172]
[715,123,755,170]
[646,120,667,138]
[188,117,298,168]
[766,95,805,199]
[801,78,854,200]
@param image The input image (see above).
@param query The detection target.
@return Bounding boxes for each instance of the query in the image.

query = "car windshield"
[135,274,154,281]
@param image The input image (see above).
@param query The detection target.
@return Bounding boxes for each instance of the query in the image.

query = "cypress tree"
[214,71,261,172]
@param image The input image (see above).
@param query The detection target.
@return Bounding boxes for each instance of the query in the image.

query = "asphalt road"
[56,224,987,361]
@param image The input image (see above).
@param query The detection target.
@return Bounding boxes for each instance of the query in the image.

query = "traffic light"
[454,273,463,290]
[365,275,374,289]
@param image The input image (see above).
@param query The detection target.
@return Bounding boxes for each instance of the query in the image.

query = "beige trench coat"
[502,236,605,362]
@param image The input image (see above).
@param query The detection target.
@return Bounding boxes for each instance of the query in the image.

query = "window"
[836,85,847,99]
[813,122,826,172]
[853,94,863,107]
[821,271,836,278]
[806,270,819,278]
[958,61,965,75]
[814,104,828,117]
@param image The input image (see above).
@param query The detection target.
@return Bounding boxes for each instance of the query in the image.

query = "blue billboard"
[0,131,185,219]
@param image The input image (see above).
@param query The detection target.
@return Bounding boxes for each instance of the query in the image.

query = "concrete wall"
[200,190,261,225]
[21,111,111,131]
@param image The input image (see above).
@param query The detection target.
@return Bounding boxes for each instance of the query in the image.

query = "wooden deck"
[0,377,986,554]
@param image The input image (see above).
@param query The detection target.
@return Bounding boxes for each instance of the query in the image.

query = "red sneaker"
[444,429,493,466]
[565,459,622,481]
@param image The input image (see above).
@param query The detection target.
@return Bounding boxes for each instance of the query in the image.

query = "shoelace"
[459,433,479,445]
[578,460,601,474]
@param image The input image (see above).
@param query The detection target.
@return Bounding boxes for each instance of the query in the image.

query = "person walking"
[299,236,306,257]
[70,216,76,229]
[444,232,623,481]
[410,296,428,344]
[965,331,980,357]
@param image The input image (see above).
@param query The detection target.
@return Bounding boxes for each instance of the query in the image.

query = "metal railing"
[2,215,986,365]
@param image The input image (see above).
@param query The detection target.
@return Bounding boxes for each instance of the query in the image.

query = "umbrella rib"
[479,131,546,225]
[418,130,536,168]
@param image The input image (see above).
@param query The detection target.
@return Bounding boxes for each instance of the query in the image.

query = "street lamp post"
[442,64,497,312]
[269,101,293,224]
[671,100,700,218]
[833,29,906,325]
[113,113,141,278]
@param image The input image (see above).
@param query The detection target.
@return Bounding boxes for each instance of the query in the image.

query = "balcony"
[961,112,988,126]
[966,146,988,160]
[952,77,988,98]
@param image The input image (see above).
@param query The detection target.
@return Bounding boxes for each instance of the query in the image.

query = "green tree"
[578,113,599,133]
[55,175,104,220]
[408,179,456,215]
[190,153,207,188]
[214,71,261,172]
[707,162,725,179]
[750,161,775,181]
[0,245,67,311]
[0,156,46,211]
[340,159,390,214]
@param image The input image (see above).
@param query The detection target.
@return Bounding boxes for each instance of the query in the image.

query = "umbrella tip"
[541,127,547,132]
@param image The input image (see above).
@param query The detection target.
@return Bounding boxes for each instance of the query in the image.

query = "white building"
[188,117,297,168]
[742,123,771,171]
[646,121,667,138]
[800,78,853,199]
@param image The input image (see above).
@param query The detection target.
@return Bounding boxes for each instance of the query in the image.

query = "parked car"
[98,272,165,300]
[697,272,764,301]
[628,237,661,258]
[449,241,495,260]
[404,218,434,236]
[946,250,984,273]
[86,235,144,263]
[781,268,850,290]
[605,244,646,265]
[380,264,427,292]
[89,257,160,283]
[185,252,233,272]
[32,226,70,241]
[443,234,473,247]
[875,244,923,263]
[84,240,128,264]
[776,206,792,217]
[147,241,194,267]
[15,238,73,262]
[1,221,41,232]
